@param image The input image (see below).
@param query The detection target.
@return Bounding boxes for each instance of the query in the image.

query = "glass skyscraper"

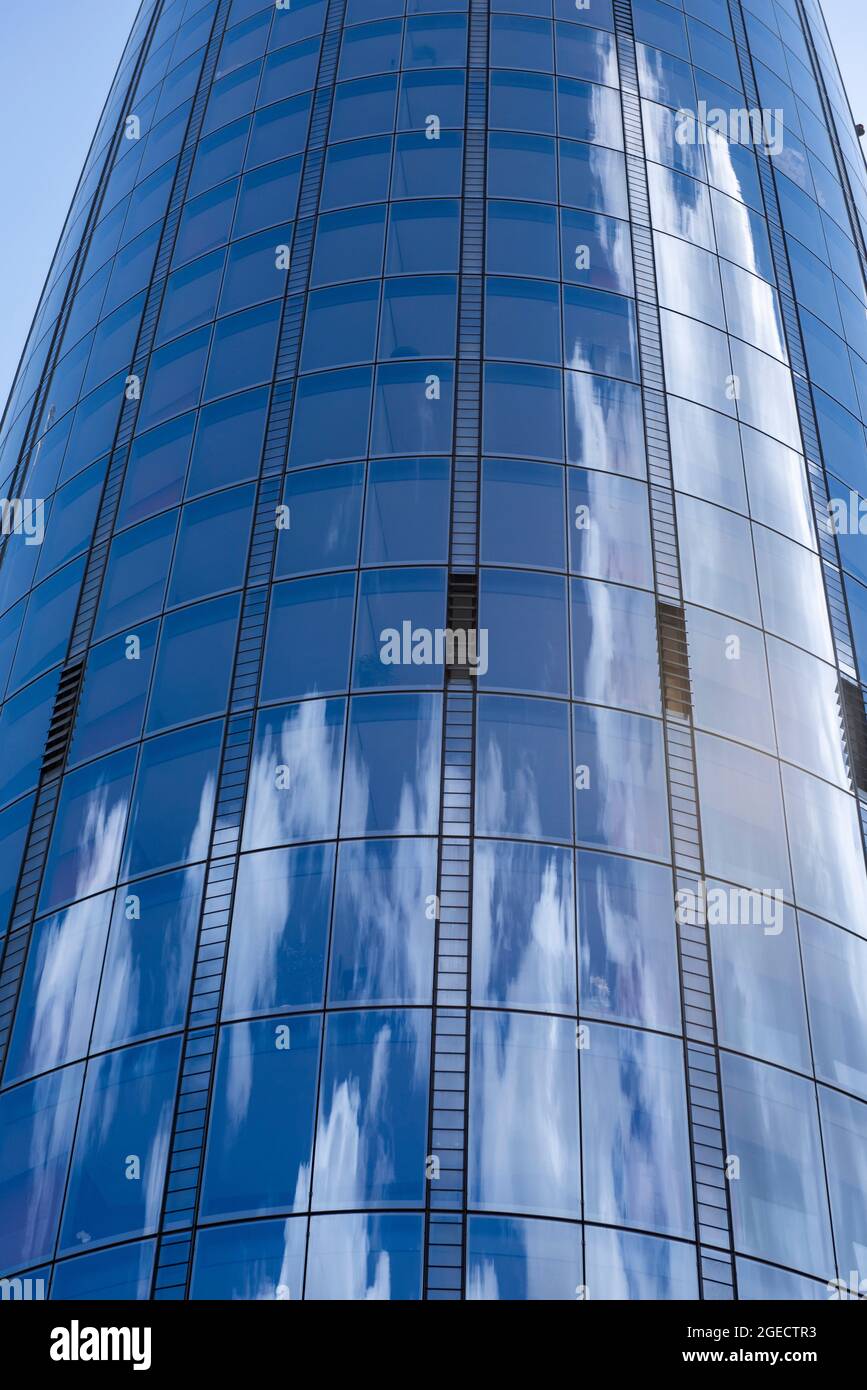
[1,0,867,1303]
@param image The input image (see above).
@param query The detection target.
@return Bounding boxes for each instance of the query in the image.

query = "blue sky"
[0,0,864,416]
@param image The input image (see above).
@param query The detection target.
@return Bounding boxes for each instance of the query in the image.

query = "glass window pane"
[146,593,241,733]
[5,892,114,1084]
[262,573,355,702]
[577,850,680,1032]
[722,1052,834,1278]
[191,1218,306,1300]
[305,1213,423,1300]
[801,913,867,1100]
[51,1241,156,1301]
[695,733,792,896]
[121,720,221,880]
[582,1022,693,1237]
[312,1010,430,1209]
[341,692,441,836]
[91,865,204,1050]
[329,838,437,1005]
[710,900,811,1072]
[467,1216,583,1301]
[0,1065,83,1274]
[584,1226,698,1299]
[243,698,345,850]
[476,694,572,843]
[201,1016,321,1220]
[58,1037,181,1254]
[224,844,334,1018]
[469,1010,581,1219]
[573,704,670,861]
[472,840,576,1012]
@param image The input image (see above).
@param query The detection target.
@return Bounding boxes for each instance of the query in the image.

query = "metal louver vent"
[41,660,85,778]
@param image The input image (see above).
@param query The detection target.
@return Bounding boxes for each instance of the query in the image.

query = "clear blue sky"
[0,0,864,418]
[0,1,140,417]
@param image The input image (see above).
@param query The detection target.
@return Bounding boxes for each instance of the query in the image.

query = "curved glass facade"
[0,0,867,1302]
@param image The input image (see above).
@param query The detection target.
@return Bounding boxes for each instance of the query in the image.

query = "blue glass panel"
[136,326,211,432]
[391,130,463,198]
[379,276,457,359]
[571,578,660,715]
[481,459,565,570]
[0,670,60,810]
[801,913,867,1100]
[247,93,310,166]
[0,1065,83,1275]
[261,573,355,701]
[469,1010,581,1218]
[186,386,269,496]
[156,249,225,345]
[485,277,561,364]
[69,624,158,766]
[472,839,575,1012]
[736,1258,828,1301]
[386,199,460,274]
[573,704,670,861]
[479,569,569,696]
[51,1242,156,1300]
[146,593,241,732]
[560,208,633,293]
[92,865,204,1050]
[4,892,113,1084]
[233,155,301,237]
[223,843,333,1017]
[341,691,441,835]
[58,1037,181,1254]
[321,135,392,209]
[121,720,222,879]
[220,224,294,315]
[201,1016,321,1220]
[585,1226,699,1299]
[118,413,195,526]
[722,1052,834,1278]
[301,281,380,371]
[305,1213,424,1299]
[467,1216,582,1301]
[329,837,437,1005]
[711,901,810,1072]
[312,1009,430,1208]
[476,693,572,842]
[362,457,450,565]
[311,205,386,286]
[288,367,372,466]
[582,1023,693,1237]
[167,484,255,605]
[483,363,564,461]
[203,300,281,399]
[331,74,398,141]
[487,200,558,279]
[372,361,454,455]
[39,747,136,915]
[9,558,85,693]
[577,850,680,1032]
[243,698,346,850]
[568,469,653,583]
[0,795,34,941]
[191,1218,306,1299]
[353,567,447,689]
[819,1087,867,1286]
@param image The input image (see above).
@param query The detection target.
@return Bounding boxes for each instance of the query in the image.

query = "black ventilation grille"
[658,601,692,718]
[41,660,85,778]
[841,677,867,794]
[445,572,479,680]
